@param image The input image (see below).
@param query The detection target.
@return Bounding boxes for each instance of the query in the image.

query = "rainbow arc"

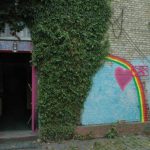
[106,55,148,123]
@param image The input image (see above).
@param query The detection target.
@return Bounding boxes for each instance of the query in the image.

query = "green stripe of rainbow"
[106,55,148,123]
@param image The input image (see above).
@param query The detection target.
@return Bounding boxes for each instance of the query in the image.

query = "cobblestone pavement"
[0,140,41,150]
[0,135,150,150]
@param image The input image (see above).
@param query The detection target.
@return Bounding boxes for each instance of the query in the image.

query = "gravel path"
[0,135,150,150]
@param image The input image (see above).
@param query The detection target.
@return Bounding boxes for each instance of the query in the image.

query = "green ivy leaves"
[31,0,111,141]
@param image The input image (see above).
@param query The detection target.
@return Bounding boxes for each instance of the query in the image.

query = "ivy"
[31,0,111,141]
[0,0,111,141]
[0,0,39,31]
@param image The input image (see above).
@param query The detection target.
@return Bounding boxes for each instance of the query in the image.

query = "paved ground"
[0,135,150,150]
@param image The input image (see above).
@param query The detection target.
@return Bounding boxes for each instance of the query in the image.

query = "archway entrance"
[0,52,33,131]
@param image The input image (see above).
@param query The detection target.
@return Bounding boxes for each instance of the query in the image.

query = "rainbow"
[106,55,148,123]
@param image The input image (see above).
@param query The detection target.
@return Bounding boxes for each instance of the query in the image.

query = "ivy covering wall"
[0,0,111,141]
[31,0,111,141]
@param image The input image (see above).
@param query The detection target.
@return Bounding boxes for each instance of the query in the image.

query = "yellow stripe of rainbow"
[106,55,147,123]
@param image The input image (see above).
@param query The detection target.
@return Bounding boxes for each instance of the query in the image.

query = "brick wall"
[75,122,150,138]
[109,0,150,120]
[109,0,150,60]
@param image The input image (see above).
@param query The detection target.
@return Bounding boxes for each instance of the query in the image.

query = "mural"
[132,59,150,111]
[115,67,133,91]
[81,55,148,125]
[134,66,149,77]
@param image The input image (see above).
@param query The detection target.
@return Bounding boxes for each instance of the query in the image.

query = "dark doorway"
[0,53,32,131]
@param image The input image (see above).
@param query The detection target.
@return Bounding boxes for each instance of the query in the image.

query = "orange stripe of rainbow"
[106,55,148,123]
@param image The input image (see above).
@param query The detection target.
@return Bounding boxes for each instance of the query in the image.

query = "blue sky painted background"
[81,61,141,125]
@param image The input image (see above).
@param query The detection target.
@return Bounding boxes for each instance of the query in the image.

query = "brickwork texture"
[109,0,150,120]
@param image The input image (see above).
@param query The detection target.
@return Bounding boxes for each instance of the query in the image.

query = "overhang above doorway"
[0,24,33,52]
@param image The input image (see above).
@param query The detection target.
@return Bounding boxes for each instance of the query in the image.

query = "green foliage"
[93,142,103,150]
[0,0,111,141]
[31,0,111,141]
[0,0,40,32]
[39,125,75,141]
[105,126,118,139]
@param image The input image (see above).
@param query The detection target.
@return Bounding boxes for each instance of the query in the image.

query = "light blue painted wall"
[81,61,141,125]
[131,58,150,108]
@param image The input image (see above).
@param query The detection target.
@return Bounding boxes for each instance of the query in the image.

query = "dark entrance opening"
[0,53,32,131]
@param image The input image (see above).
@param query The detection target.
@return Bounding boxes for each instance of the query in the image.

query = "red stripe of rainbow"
[106,55,148,123]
